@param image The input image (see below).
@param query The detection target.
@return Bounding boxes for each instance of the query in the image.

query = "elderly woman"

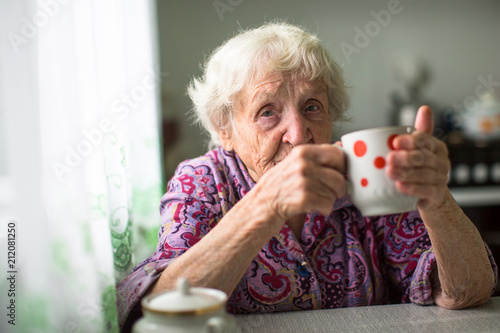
[117,22,497,330]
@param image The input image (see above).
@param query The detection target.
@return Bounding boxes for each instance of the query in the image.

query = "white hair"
[187,21,350,149]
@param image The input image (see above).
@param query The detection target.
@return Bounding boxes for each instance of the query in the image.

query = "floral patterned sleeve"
[116,155,226,330]
[380,211,498,305]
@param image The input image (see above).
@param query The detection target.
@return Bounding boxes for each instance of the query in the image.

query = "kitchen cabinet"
[447,137,500,295]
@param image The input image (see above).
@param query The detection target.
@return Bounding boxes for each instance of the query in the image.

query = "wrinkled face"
[220,71,332,182]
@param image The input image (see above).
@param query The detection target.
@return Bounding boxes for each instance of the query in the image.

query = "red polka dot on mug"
[373,156,385,169]
[354,140,367,157]
[360,178,368,187]
[387,134,398,150]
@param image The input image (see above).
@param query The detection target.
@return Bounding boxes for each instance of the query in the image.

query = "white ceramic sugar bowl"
[133,278,240,333]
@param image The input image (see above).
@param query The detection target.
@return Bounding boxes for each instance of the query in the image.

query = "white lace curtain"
[0,1,163,331]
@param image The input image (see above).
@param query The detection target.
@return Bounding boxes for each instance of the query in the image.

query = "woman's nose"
[282,112,312,146]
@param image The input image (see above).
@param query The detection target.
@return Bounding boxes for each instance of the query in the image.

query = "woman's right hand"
[252,143,347,226]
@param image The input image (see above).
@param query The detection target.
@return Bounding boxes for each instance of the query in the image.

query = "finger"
[393,133,448,156]
[313,167,348,200]
[387,149,450,172]
[387,165,449,186]
[414,105,434,134]
[304,195,338,216]
[290,169,346,215]
[294,144,346,173]
[297,164,346,200]
[395,180,445,203]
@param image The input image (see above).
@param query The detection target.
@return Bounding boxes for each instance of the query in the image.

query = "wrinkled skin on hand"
[386,105,451,212]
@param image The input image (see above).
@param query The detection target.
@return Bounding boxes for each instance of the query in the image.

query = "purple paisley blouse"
[116,147,498,329]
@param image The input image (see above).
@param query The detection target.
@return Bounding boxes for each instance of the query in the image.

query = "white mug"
[341,126,418,216]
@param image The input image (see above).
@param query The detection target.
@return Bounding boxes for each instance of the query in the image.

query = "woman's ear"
[219,130,234,151]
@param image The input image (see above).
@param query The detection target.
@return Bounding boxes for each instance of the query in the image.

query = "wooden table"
[235,297,500,333]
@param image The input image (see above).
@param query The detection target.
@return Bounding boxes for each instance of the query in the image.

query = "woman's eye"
[305,104,319,112]
[261,110,275,117]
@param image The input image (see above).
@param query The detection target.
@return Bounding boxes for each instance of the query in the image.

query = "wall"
[156,0,500,177]
[0,111,7,175]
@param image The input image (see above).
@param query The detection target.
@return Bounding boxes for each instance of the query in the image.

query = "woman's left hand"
[386,105,452,211]
[387,105,495,309]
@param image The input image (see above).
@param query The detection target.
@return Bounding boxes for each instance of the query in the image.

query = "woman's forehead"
[244,72,326,102]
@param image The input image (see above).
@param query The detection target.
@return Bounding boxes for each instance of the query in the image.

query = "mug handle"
[333,143,352,196]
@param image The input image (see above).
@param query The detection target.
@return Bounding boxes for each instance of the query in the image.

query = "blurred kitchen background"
[0,0,499,295]
[155,0,500,290]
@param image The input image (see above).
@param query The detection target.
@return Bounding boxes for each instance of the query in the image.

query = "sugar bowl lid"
[141,278,227,316]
